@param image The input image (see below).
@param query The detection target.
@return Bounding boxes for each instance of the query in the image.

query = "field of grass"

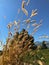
[21,49,49,65]
[0,49,49,65]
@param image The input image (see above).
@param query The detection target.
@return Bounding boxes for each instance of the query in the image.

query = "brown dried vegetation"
[0,29,35,65]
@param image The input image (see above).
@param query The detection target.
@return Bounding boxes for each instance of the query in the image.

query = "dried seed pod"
[14,21,18,26]
[26,0,30,6]
[22,0,26,8]
[22,0,28,16]
[30,9,38,17]
[18,34,23,40]
[7,23,13,29]
[8,32,12,36]
[22,8,28,16]
[26,18,31,23]
[13,32,19,39]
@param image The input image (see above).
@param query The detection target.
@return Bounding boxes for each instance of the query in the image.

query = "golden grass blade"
[22,0,26,8]
[22,8,28,16]
[22,0,28,16]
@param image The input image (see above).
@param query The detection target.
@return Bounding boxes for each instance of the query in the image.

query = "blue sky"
[0,0,49,45]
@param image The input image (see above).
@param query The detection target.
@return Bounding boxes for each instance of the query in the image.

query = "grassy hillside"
[0,49,49,65]
[21,49,49,65]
